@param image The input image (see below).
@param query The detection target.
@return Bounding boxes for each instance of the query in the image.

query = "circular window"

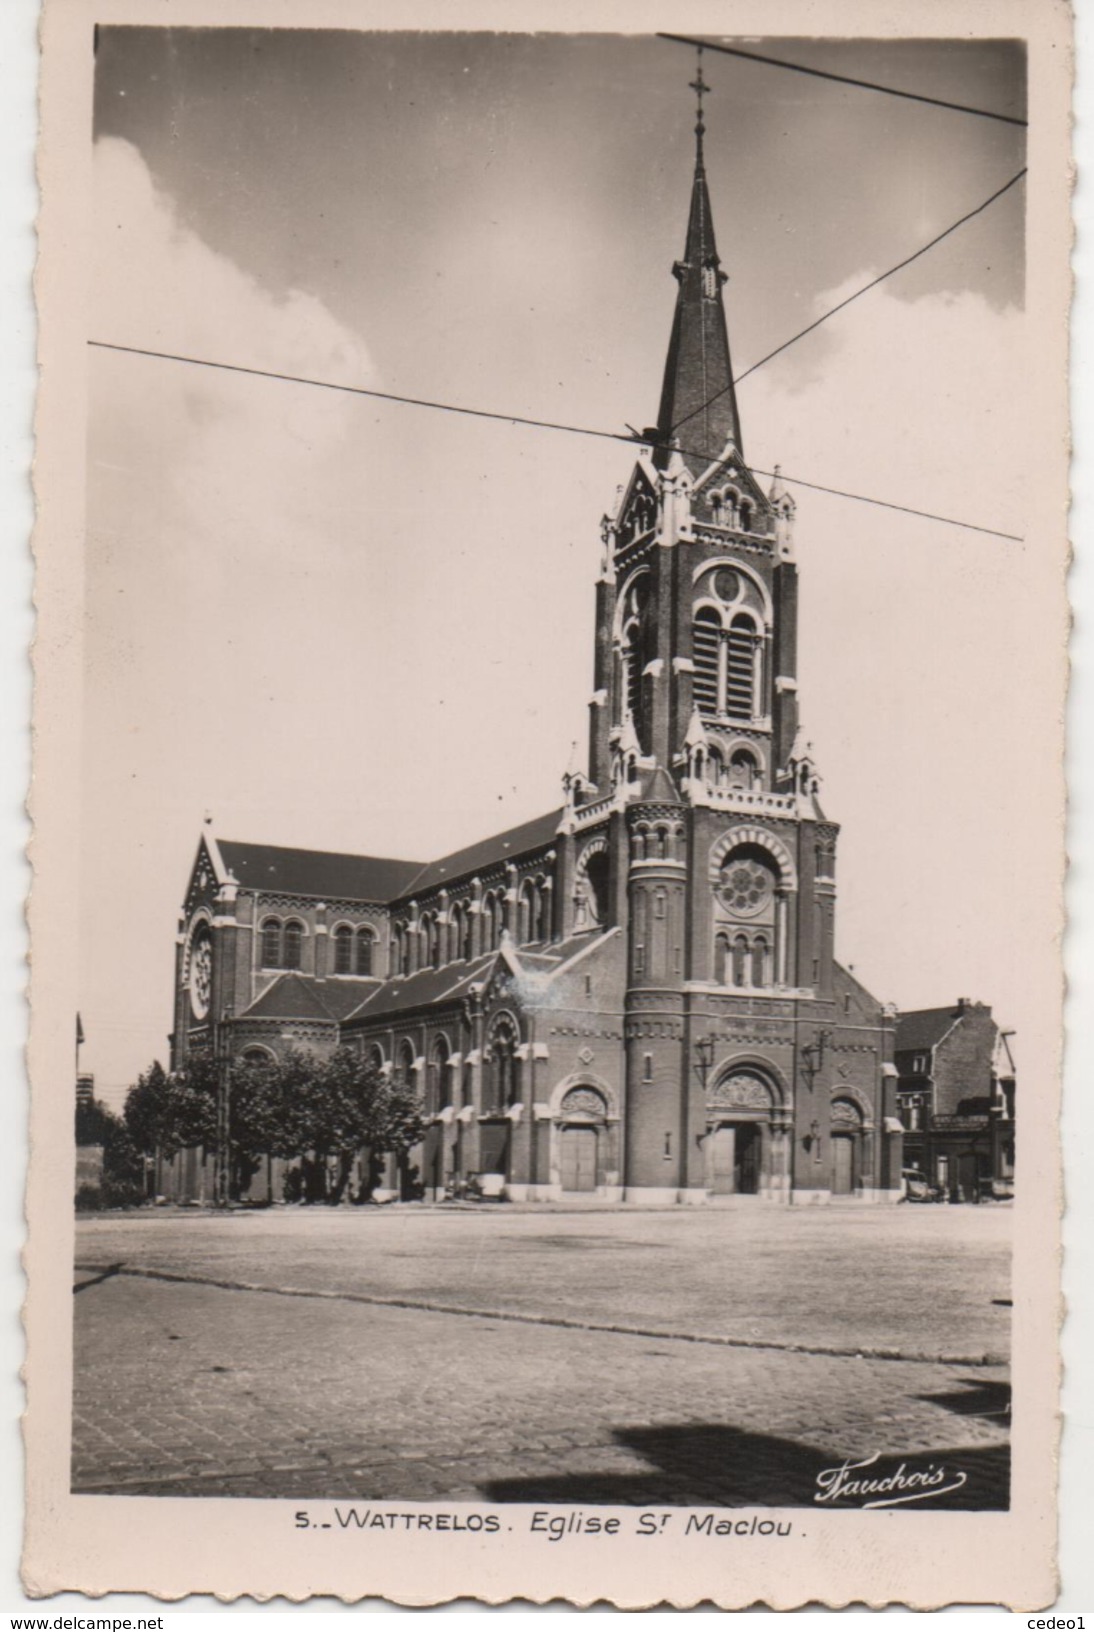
[713,567,740,605]
[189,925,212,1020]
[719,855,775,916]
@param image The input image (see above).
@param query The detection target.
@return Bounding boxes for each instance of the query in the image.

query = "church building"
[170,89,905,1205]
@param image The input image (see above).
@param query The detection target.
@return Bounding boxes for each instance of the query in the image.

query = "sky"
[80,29,1037,1106]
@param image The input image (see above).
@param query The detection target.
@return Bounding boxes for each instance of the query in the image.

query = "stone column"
[314,902,328,981]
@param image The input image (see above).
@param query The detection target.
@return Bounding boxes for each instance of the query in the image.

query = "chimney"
[957,997,971,1013]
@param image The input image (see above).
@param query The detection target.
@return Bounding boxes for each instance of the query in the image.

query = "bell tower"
[580,55,860,1201]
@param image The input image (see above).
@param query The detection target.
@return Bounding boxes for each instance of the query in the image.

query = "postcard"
[25,0,1070,1607]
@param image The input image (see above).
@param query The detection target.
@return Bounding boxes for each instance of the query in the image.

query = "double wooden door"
[559,1125,598,1192]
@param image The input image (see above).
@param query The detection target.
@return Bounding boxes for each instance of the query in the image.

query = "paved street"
[73,1204,1011,1507]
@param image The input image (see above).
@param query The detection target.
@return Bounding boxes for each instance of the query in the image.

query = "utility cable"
[670,167,1027,437]
[87,340,1022,541]
[657,32,1028,127]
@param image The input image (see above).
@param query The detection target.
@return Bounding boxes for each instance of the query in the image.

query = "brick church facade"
[169,108,906,1205]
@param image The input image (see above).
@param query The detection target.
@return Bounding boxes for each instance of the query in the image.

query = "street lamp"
[692,1033,717,1089]
[801,1028,831,1090]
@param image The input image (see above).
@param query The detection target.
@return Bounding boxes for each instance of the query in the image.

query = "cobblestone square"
[73,1204,1011,1507]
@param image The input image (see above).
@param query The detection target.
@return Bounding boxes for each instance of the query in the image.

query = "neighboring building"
[166,101,908,1206]
[895,1000,1016,1200]
[75,1073,104,1195]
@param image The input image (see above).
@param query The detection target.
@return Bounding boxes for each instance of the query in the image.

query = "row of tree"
[121,1046,426,1204]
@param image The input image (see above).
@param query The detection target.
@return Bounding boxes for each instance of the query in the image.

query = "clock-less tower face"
[188,924,212,1021]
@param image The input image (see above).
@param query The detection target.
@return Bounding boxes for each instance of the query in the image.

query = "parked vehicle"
[901,1168,945,1203]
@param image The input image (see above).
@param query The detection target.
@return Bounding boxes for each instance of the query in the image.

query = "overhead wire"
[671,168,1028,436]
[87,340,1023,541]
[657,32,1028,127]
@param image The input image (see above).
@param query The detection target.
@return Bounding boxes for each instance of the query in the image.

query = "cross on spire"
[689,48,709,160]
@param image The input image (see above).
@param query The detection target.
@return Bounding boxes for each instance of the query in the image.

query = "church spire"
[654,53,743,475]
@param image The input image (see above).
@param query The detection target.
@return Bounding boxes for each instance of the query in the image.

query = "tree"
[123,1056,217,1159]
[121,1044,426,1205]
[284,1045,426,1204]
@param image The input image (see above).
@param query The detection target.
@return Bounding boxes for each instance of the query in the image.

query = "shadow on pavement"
[73,1263,125,1294]
[916,1376,1011,1421]
[482,1424,1010,1510]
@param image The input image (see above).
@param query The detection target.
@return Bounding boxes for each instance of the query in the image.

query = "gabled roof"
[239,973,340,1023]
[217,839,423,904]
[895,1005,965,1055]
[342,952,500,1025]
[400,809,563,897]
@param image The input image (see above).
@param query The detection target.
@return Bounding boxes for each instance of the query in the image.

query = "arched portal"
[547,1077,620,1199]
[830,1096,865,1196]
[704,1064,791,1202]
[556,1086,607,1193]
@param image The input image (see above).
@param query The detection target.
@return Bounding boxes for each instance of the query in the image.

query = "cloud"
[737,279,1040,1027]
[93,136,375,393]
[743,274,1024,533]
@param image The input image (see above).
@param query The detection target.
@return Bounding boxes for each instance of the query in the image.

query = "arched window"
[367,1043,384,1075]
[693,606,721,719]
[726,613,760,719]
[355,927,374,977]
[333,924,353,975]
[519,881,536,943]
[282,921,304,971]
[397,1039,416,1085]
[241,1046,274,1068]
[622,627,643,727]
[427,1036,449,1116]
[432,1035,452,1109]
[738,500,753,533]
[617,576,649,750]
[714,933,730,984]
[488,1022,518,1111]
[729,748,758,789]
[751,935,768,988]
[260,919,281,969]
[732,934,749,987]
[535,881,552,942]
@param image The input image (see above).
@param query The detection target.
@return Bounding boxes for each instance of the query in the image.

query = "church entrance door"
[831,1133,855,1195]
[559,1125,597,1192]
[710,1125,735,1194]
[710,1122,761,1195]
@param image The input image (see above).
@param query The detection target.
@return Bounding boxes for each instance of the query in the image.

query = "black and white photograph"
[24,4,1071,1608]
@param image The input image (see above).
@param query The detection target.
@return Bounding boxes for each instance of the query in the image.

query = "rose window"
[719,856,774,916]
